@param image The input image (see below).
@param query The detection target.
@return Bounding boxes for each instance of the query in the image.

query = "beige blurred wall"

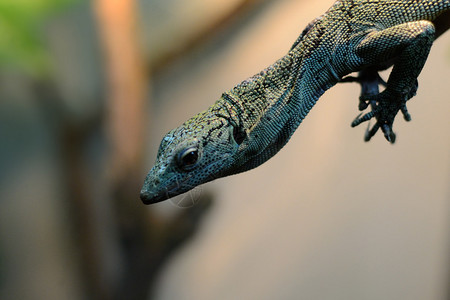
[146,0,450,299]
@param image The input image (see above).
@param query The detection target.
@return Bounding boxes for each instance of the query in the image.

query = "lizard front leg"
[352,21,435,143]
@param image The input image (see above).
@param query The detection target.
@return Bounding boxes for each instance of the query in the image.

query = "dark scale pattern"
[141,0,450,204]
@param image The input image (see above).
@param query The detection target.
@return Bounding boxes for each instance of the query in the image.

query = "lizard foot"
[351,89,413,143]
[341,70,387,111]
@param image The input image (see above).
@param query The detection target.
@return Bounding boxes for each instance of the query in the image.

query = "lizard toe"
[364,122,379,142]
[351,111,375,127]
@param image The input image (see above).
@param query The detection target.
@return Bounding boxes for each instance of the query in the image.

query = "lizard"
[141,0,450,204]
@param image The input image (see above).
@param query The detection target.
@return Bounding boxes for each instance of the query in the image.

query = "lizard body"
[141,0,450,204]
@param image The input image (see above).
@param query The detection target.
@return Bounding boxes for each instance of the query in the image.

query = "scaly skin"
[141,0,450,204]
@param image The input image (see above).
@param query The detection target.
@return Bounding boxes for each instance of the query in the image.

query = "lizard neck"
[214,43,340,174]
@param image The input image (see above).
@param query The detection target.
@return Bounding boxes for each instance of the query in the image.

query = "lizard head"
[140,109,244,204]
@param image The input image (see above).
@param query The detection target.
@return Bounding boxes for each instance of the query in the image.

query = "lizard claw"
[381,124,396,143]
[401,103,412,121]
[363,120,396,143]
[364,122,379,142]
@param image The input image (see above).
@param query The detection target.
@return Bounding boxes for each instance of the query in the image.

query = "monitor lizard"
[141,0,450,204]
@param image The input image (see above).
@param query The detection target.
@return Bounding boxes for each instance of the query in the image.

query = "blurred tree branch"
[93,0,213,299]
[93,0,147,182]
[150,0,272,74]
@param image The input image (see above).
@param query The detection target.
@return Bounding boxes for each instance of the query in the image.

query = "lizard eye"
[176,147,199,171]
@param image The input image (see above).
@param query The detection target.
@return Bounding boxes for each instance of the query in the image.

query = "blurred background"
[0,0,449,299]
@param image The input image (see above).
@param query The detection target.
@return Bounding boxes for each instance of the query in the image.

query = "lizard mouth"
[140,179,194,205]
[140,190,167,204]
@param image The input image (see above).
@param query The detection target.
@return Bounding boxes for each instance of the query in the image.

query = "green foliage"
[0,0,78,77]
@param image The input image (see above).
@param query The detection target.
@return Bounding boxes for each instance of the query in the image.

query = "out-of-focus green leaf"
[0,0,79,77]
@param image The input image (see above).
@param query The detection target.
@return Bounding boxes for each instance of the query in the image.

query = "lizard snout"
[140,189,166,205]
[140,190,154,204]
